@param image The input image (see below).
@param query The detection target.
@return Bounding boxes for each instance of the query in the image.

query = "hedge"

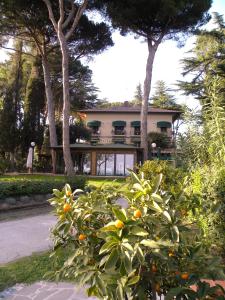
[0,176,86,199]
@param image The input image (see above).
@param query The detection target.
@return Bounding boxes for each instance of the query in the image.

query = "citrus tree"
[48,172,224,299]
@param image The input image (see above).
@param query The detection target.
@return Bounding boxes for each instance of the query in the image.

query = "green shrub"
[186,166,225,257]
[137,160,186,198]
[48,172,224,300]
[0,176,86,199]
[0,157,9,175]
[216,168,225,201]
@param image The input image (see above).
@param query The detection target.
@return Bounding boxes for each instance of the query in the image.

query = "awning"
[131,121,140,127]
[157,121,171,128]
[112,120,126,127]
[87,120,101,127]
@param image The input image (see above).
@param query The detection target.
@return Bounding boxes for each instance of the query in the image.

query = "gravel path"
[0,214,56,264]
[0,282,97,300]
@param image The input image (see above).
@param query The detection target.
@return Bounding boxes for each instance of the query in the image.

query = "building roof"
[80,106,181,114]
[79,106,182,121]
[52,143,142,150]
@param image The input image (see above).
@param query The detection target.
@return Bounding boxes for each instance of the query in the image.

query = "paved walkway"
[0,214,56,264]
[0,282,96,300]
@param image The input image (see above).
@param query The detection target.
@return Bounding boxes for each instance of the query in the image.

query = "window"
[92,127,99,134]
[106,154,115,176]
[96,153,134,176]
[161,127,167,133]
[73,153,91,175]
[97,154,106,175]
[125,154,134,175]
[116,154,125,176]
[114,126,125,135]
[83,153,91,174]
[134,126,140,135]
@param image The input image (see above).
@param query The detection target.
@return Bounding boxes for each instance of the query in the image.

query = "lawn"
[0,249,72,292]
[0,174,126,187]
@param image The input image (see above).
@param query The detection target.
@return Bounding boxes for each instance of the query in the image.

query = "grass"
[0,174,126,187]
[0,174,75,182]
[0,248,72,292]
[87,177,125,187]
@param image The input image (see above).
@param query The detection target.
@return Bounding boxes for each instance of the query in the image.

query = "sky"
[85,0,225,107]
[0,0,224,108]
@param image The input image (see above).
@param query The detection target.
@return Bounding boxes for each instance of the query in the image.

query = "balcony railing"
[131,135,141,143]
[90,132,100,143]
[112,129,126,136]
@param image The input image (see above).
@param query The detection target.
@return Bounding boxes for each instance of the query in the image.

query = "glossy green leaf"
[124,251,132,273]
[99,241,118,254]
[136,246,144,263]
[171,225,179,242]
[112,207,127,222]
[130,226,149,236]
[96,275,107,296]
[133,183,144,192]
[122,242,133,252]
[116,283,124,300]
[53,189,62,198]
[127,275,140,286]
[163,211,172,223]
[151,193,163,202]
[105,248,119,269]
[100,225,117,232]
[141,239,173,248]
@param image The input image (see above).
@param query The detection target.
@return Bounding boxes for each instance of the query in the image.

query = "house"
[51,104,181,176]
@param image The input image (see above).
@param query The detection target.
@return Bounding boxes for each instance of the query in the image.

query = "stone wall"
[0,194,52,211]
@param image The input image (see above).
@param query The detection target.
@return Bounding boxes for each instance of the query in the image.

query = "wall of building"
[86,112,173,144]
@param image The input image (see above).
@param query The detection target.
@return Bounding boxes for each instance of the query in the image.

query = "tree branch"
[62,0,76,29]
[42,0,58,32]
[0,45,35,57]
[65,0,88,41]
[58,0,65,28]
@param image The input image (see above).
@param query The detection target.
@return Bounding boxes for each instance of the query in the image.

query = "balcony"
[112,129,126,143]
[131,135,141,143]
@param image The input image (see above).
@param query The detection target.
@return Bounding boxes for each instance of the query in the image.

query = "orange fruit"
[152,265,157,273]
[63,203,71,213]
[134,209,142,218]
[181,272,189,280]
[78,234,87,241]
[66,190,72,197]
[115,220,124,229]
[169,251,175,257]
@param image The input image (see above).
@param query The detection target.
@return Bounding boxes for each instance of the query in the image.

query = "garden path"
[0,213,56,264]
[0,282,97,300]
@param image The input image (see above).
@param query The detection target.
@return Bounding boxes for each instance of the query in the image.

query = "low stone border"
[0,194,52,211]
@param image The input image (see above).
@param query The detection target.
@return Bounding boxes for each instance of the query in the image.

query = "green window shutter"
[112,121,126,127]
[157,121,171,128]
[131,121,140,127]
[87,120,101,127]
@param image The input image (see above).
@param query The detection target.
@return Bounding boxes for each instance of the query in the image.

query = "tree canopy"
[99,0,212,160]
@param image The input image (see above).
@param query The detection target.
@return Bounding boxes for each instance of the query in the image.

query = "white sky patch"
[86,0,225,108]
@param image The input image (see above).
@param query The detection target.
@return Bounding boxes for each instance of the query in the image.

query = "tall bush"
[137,160,186,199]
[48,172,224,300]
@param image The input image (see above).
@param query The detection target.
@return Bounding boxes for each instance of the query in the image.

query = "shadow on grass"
[0,247,72,292]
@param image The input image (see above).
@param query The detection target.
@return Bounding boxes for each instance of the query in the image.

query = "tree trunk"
[141,40,158,161]
[9,152,15,171]
[58,32,74,176]
[42,56,58,173]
